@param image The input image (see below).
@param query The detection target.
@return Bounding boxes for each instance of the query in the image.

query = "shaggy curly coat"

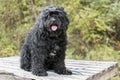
[20,6,72,76]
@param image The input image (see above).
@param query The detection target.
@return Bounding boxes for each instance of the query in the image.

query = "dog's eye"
[49,11,59,16]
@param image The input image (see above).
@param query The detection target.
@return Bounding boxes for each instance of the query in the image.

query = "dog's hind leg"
[20,44,31,71]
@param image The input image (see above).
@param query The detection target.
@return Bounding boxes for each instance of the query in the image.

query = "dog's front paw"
[55,68,72,75]
[20,65,31,72]
[32,69,48,76]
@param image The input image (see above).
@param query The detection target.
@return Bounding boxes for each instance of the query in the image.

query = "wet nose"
[51,18,56,22]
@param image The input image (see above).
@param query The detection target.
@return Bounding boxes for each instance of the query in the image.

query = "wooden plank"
[0,56,118,80]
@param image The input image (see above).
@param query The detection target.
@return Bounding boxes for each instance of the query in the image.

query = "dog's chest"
[48,39,60,57]
[49,44,60,57]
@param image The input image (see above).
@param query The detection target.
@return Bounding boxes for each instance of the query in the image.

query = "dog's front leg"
[31,48,48,76]
[54,51,72,75]
[54,59,72,75]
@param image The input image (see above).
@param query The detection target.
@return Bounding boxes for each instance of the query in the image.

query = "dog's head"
[39,5,69,34]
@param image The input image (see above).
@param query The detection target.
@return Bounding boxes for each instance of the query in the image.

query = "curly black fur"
[20,6,72,76]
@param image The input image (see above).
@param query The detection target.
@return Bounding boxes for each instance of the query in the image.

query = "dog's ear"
[56,7,69,30]
[56,6,64,11]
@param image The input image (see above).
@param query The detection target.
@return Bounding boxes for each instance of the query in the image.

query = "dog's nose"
[51,18,56,22]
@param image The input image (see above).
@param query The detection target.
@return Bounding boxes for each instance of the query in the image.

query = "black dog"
[20,6,72,76]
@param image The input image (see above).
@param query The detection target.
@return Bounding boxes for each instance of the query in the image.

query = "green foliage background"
[0,0,120,79]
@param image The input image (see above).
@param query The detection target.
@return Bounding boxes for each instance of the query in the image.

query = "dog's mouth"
[50,24,58,31]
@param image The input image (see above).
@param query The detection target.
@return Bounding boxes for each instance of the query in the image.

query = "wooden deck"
[0,56,118,80]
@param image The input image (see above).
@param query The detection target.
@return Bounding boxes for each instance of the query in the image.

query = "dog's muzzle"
[50,18,60,31]
[51,25,58,31]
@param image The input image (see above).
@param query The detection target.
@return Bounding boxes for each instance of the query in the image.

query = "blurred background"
[0,0,120,79]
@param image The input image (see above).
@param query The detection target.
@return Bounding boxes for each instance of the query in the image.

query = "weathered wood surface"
[0,56,118,80]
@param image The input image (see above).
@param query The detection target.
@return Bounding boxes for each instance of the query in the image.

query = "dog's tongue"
[51,25,58,31]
